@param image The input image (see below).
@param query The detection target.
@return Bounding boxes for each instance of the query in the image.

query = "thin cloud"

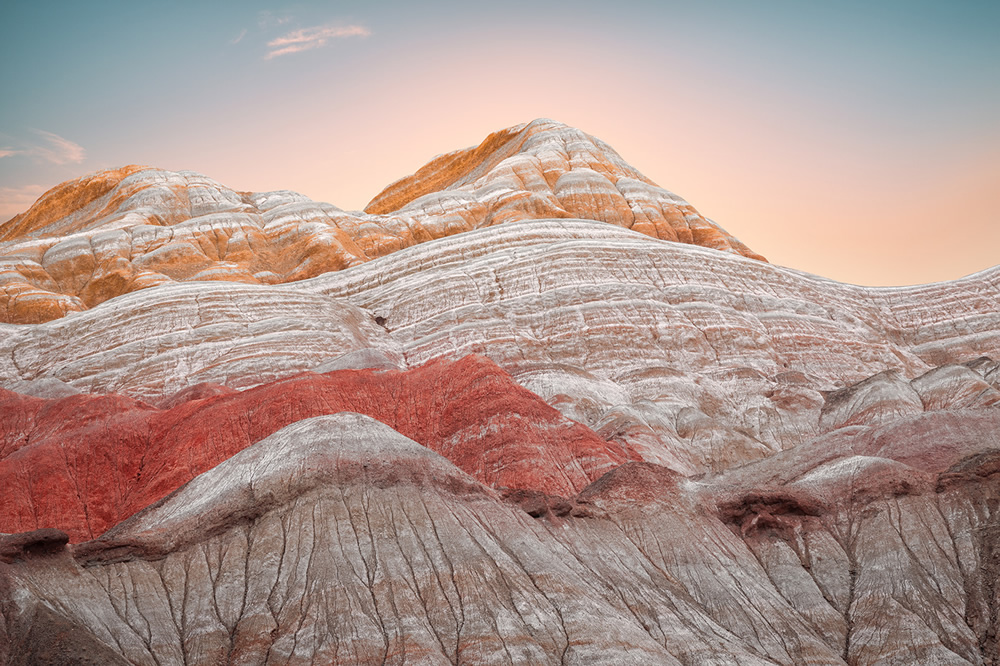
[266,24,370,59]
[258,11,291,29]
[0,185,47,221]
[0,131,85,165]
[28,130,86,165]
[231,28,248,45]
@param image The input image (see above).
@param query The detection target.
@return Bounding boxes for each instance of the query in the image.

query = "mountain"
[1,121,998,664]
[0,119,762,325]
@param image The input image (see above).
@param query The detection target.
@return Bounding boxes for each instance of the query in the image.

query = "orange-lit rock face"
[363,119,762,260]
[0,169,369,323]
[0,120,763,324]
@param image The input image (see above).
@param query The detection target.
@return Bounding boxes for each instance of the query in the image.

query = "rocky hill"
[1,121,997,664]
[0,119,762,325]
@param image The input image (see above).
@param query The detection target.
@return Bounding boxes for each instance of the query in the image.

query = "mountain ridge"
[0,119,763,325]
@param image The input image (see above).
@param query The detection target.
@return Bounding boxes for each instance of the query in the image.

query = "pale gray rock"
[819,370,924,431]
[1,220,998,475]
[312,348,406,373]
[0,376,80,399]
[911,363,1000,411]
[0,281,400,401]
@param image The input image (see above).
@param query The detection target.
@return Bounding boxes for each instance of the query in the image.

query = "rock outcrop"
[0,355,633,542]
[0,119,762,325]
[2,410,997,664]
[0,121,997,664]
[3,220,997,476]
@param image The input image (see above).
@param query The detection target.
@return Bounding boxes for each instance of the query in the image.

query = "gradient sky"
[1,0,997,286]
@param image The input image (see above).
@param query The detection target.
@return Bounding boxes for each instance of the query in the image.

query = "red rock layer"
[0,355,634,542]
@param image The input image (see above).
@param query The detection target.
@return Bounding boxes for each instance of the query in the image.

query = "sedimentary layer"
[3,221,997,476]
[0,355,632,541]
[0,120,762,324]
[2,409,997,664]
[1,121,998,665]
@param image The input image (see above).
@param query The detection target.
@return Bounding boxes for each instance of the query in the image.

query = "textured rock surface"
[0,355,631,542]
[2,412,997,664]
[3,220,997,476]
[0,122,998,664]
[0,119,762,324]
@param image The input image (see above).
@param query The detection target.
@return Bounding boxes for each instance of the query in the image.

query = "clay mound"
[0,165,151,242]
[819,370,924,430]
[0,120,764,324]
[84,413,495,558]
[0,354,634,542]
[713,408,1000,520]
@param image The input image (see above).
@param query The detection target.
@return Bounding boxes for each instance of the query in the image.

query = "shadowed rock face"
[0,121,998,664]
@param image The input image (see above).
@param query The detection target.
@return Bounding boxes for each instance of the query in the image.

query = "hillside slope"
[0,123,997,665]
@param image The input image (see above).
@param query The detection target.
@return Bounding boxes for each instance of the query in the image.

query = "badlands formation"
[0,119,998,664]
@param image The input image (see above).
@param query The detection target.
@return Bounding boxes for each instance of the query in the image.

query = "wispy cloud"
[266,24,370,59]
[0,185,47,221]
[258,11,292,29]
[231,28,248,45]
[0,131,86,165]
[30,130,86,164]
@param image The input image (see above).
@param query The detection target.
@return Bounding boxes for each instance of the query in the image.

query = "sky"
[1,0,997,286]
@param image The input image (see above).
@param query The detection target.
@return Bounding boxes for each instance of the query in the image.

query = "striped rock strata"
[2,221,998,476]
[0,121,998,664]
[2,409,997,664]
[0,119,761,324]
[0,355,633,542]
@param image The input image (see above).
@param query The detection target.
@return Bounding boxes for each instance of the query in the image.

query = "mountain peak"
[0,120,763,324]
[363,118,652,214]
[0,165,152,243]
[364,118,762,259]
